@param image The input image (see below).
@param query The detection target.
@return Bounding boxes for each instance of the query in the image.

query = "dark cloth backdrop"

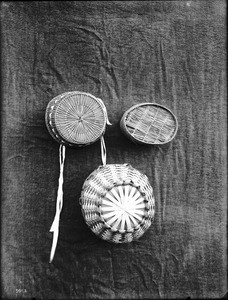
[1,1,227,299]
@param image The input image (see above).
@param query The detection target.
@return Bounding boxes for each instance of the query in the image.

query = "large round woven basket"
[45,91,108,147]
[120,103,178,145]
[80,164,155,243]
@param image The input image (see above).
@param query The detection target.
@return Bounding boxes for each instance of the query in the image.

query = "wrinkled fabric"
[1,1,227,299]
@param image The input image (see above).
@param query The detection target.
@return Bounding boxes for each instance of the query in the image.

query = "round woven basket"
[120,103,178,145]
[45,91,108,147]
[80,164,155,243]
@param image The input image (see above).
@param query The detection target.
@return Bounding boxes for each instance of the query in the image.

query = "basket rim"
[121,102,178,145]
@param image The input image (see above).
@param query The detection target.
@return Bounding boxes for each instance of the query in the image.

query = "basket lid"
[45,91,108,146]
[120,103,178,145]
[80,164,155,243]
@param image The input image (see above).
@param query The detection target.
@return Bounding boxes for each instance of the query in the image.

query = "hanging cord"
[106,115,112,126]
[100,135,107,166]
[100,109,111,166]
[49,144,66,263]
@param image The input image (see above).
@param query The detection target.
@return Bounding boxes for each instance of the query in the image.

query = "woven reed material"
[120,103,178,145]
[45,91,108,146]
[80,164,155,243]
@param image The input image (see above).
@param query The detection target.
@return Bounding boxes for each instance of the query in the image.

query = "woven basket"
[80,164,155,243]
[120,103,178,145]
[45,91,108,147]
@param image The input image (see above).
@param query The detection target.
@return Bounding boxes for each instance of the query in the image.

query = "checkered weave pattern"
[120,103,178,145]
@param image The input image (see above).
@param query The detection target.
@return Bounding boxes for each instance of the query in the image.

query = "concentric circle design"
[45,91,107,146]
[80,164,155,243]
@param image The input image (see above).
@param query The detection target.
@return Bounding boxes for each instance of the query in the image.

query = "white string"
[106,115,112,126]
[100,104,111,166]
[100,135,107,166]
[96,96,112,126]
[49,144,66,263]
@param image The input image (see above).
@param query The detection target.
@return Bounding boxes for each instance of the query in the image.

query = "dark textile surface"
[1,1,227,299]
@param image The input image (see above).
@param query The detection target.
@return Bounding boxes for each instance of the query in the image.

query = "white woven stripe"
[101,230,113,241]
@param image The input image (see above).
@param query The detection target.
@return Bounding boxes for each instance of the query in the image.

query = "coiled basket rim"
[120,102,178,145]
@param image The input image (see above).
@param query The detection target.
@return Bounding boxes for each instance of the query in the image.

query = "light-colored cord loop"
[100,135,107,166]
[106,115,112,126]
[49,144,66,263]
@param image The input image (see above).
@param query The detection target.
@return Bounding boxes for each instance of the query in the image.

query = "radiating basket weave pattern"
[80,164,155,243]
[45,91,107,146]
[120,103,178,145]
